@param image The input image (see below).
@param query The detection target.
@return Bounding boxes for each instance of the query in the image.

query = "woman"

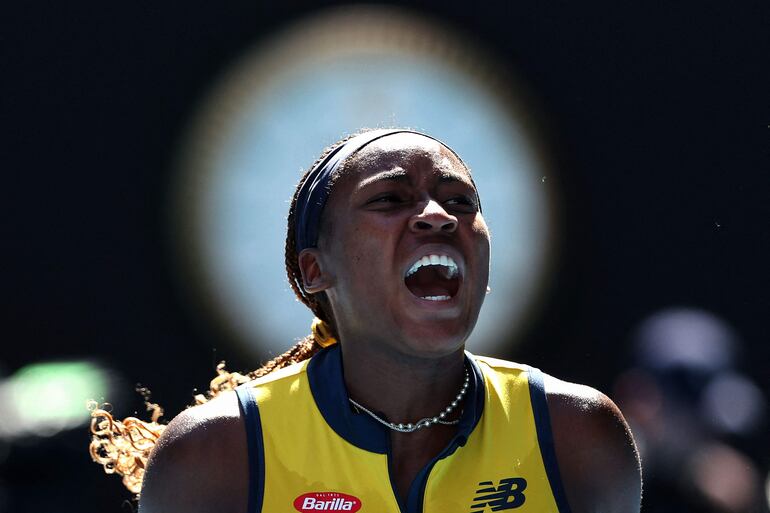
[104,129,641,513]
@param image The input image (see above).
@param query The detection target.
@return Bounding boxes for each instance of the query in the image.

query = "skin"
[139,134,641,513]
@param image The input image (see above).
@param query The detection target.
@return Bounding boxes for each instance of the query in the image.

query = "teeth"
[421,295,451,301]
[405,254,459,278]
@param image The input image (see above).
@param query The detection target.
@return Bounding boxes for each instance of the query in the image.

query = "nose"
[408,200,458,233]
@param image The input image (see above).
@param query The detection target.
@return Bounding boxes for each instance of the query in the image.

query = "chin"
[394,279,485,356]
[395,322,472,359]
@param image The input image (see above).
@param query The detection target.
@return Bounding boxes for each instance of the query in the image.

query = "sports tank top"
[234,345,571,513]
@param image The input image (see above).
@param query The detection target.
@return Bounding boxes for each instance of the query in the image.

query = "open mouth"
[404,254,461,301]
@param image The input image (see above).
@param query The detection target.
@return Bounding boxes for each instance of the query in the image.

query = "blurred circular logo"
[171,6,558,358]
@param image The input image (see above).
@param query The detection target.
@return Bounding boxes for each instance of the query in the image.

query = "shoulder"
[472,353,528,370]
[542,373,642,513]
[138,391,249,513]
[470,354,530,379]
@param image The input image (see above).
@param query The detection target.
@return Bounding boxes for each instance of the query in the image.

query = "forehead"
[339,133,473,186]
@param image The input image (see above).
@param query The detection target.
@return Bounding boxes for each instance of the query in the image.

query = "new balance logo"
[470,477,527,511]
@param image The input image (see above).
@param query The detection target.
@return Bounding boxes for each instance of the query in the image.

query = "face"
[300,133,490,358]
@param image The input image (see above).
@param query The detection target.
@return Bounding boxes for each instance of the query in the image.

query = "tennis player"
[137,129,642,513]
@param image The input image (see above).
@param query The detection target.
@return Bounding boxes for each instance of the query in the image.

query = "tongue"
[405,266,458,298]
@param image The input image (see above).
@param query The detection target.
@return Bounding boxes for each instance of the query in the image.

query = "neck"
[340,340,467,423]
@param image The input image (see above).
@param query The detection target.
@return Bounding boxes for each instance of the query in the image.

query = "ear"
[297,248,333,293]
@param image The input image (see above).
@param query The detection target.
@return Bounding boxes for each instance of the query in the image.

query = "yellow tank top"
[234,345,571,513]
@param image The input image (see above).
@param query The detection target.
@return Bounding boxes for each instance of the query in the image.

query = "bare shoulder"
[138,391,249,513]
[543,374,642,513]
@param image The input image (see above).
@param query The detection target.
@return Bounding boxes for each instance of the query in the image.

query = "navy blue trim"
[235,385,265,513]
[462,352,486,441]
[528,367,573,513]
[407,353,486,513]
[386,436,409,513]
[307,346,487,513]
[307,345,389,453]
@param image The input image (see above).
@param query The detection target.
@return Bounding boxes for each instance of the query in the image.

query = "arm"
[138,392,249,513]
[545,376,642,513]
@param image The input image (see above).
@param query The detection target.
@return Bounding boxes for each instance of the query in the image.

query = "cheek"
[335,223,391,275]
[471,218,491,253]
[471,214,491,238]
[351,215,403,247]
[347,225,376,260]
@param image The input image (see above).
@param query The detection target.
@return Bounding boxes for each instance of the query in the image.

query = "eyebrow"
[357,169,410,188]
[357,169,473,189]
[438,171,471,185]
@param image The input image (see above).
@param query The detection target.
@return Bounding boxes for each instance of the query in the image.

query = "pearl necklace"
[348,367,470,433]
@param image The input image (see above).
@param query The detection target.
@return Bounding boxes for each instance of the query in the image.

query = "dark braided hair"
[88,130,366,495]
[253,130,364,375]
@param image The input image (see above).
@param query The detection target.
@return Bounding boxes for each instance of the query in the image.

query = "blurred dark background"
[2,2,769,512]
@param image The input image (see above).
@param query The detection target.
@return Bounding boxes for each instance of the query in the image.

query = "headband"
[293,129,475,252]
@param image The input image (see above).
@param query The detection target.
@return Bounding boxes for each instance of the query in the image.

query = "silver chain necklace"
[348,367,470,433]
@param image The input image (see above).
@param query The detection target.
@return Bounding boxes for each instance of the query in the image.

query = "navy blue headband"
[294,129,474,252]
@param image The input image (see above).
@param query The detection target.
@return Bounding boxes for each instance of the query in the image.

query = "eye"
[444,195,478,211]
[367,193,403,205]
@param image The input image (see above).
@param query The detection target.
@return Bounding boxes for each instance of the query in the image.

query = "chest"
[389,427,456,504]
[256,397,559,513]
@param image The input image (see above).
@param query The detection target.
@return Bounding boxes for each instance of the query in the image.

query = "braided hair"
[88,130,365,495]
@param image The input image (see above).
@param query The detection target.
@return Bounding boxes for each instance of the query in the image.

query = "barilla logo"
[293,492,362,512]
